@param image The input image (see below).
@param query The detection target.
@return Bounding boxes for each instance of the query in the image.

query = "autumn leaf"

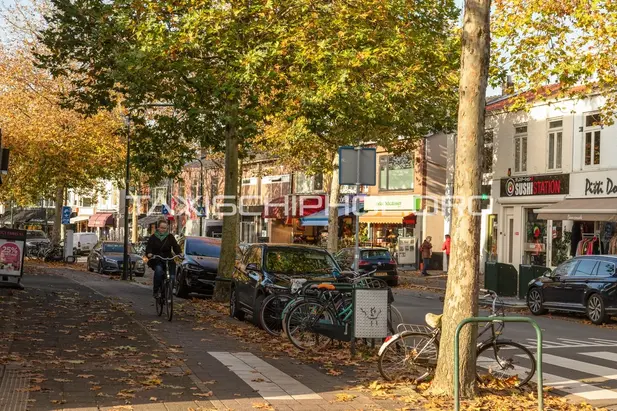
[77,374,95,379]
[252,403,274,410]
[334,393,356,402]
[326,369,343,376]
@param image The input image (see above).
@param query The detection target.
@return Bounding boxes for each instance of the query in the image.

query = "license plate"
[375,271,389,277]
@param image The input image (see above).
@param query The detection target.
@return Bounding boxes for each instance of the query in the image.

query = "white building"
[67,180,121,237]
[484,90,617,272]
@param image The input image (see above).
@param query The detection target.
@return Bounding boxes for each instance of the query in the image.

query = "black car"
[87,241,145,276]
[230,244,340,322]
[174,236,221,298]
[335,247,399,286]
[527,255,617,324]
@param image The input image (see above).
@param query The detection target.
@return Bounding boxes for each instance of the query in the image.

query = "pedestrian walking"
[442,234,451,273]
[420,236,432,276]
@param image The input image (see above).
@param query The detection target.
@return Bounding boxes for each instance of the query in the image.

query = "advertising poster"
[0,228,26,277]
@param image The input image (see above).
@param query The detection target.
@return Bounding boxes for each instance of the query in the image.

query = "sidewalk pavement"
[398,270,528,309]
[2,263,421,411]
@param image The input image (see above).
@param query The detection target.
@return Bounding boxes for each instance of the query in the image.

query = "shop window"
[379,154,414,191]
[547,119,563,170]
[514,125,527,173]
[524,208,546,266]
[584,113,602,167]
[294,173,323,193]
[550,221,571,266]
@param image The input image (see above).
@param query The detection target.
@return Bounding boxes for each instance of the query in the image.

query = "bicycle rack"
[454,316,543,411]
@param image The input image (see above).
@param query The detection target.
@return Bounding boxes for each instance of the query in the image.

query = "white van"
[73,232,98,255]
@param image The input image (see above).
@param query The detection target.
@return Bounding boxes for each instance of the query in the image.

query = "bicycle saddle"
[310,283,336,290]
[425,313,443,329]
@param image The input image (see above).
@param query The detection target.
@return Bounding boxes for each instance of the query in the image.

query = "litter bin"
[484,261,517,297]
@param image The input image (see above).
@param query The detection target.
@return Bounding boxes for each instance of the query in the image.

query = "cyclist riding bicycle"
[146,219,181,298]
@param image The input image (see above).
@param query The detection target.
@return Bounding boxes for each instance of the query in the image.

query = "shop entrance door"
[504,208,515,264]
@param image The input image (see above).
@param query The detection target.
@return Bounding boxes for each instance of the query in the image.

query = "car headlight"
[136,259,144,267]
[186,264,203,272]
[104,258,118,265]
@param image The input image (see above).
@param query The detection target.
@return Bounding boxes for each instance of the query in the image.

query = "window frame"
[547,118,563,171]
[378,154,415,192]
[482,129,494,177]
[513,124,528,174]
[583,112,602,168]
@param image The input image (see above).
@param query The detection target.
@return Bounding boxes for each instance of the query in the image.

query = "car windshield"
[186,240,221,258]
[27,231,47,239]
[103,243,132,253]
[361,249,391,260]
[265,248,338,276]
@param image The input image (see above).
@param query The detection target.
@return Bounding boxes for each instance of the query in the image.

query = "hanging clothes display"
[609,235,617,255]
[576,236,604,256]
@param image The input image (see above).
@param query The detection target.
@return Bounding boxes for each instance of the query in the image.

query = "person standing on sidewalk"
[442,234,451,273]
[420,236,432,276]
[146,219,181,297]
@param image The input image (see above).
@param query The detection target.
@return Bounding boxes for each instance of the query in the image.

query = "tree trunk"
[213,127,239,302]
[327,152,340,253]
[51,187,63,246]
[428,0,491,398]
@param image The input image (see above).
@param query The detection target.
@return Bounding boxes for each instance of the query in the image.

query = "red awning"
[403,213,417,225]
[88,213,114,228]
[263,195,327,219]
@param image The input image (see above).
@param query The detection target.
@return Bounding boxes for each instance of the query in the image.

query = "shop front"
[263,195,326,243]
[496,173,569,268]
[360,195,421,259]
[535,170,617,262]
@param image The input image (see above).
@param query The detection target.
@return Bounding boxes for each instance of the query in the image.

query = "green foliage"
[492,1,617,119]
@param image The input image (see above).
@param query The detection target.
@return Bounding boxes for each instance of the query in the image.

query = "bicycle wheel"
[476,340,535,387]
[378,332,438,382]
[165,279,173,321]
[285,300,335,351]
[259,293,292,336]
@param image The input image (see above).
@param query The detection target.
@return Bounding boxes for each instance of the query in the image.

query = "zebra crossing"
[517,338,617,404]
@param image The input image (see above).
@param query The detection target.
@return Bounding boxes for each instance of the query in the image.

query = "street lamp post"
[194,157,205,237]
[122,103,174,282]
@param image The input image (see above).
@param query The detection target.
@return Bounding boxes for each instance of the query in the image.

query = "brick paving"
[6,264,415,410]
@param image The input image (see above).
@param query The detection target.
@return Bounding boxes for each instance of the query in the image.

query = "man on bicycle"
[146,219,181,298]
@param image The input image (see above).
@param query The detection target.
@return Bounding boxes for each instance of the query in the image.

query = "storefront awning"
[359,210,408,224]
[88,213,115,228]
[534,198,617,222]
[70,216,90,224]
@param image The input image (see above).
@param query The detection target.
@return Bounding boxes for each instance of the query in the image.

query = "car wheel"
[587,293,608,325]
[527,288,547,315]
[230,287,245,321]
[87,258,94,272]
[97,261,103,274]
[174,271,190,299]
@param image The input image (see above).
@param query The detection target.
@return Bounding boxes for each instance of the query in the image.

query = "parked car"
[527,255,617,324]
[230,244,340,322]
[86,241,145,276]
[174,236,221,298]
[73,232,98,255]
[335,247,399,286]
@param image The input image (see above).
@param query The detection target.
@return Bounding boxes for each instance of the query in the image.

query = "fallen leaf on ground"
[252,403,274,410]
[327,369,343,376]
[193,391,213,397]
[149,397,157,401]
[77,374,95,379]
[334,393,357,402]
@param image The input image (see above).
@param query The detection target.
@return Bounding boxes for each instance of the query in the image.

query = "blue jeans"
[153,261,176,293]
[422,258,430,275]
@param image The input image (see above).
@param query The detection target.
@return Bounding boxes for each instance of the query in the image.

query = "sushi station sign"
[500,174,570,198]
[0,228,26,278]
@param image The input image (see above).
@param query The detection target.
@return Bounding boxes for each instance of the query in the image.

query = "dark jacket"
[421,240,432,259]
[146,234,181,268]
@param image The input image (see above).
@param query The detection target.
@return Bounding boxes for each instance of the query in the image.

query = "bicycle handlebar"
[149,254,183,261]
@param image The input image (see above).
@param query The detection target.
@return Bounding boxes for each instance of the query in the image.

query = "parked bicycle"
[377,289,536,387]
[281,275,404,350]
[149,255,182,322]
